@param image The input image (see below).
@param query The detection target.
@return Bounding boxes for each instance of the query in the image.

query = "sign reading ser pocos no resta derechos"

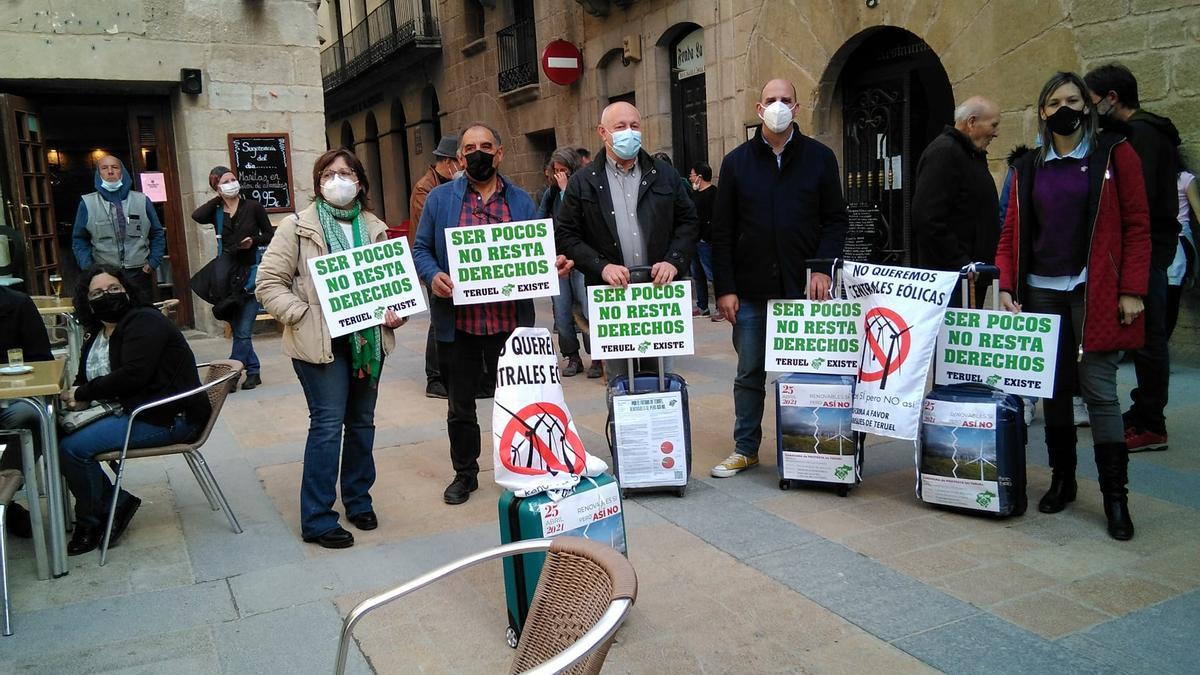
[307,239,428,338]
[587,282,694,358]
[934,309,1061,398]
[765,299,863,374]
[445,219,559,306]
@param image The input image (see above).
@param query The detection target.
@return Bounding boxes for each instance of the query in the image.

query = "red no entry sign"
[542,39,583,86]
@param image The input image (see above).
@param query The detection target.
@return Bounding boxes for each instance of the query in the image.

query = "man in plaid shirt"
[413,122,572,505]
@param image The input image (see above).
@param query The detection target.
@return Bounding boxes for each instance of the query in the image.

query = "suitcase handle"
[959,262,1001,310]
[806,257,843,299]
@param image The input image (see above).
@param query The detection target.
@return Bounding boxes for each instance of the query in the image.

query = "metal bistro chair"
[0,468,24,636]
[93,360,244,566]
[334,537,638,675]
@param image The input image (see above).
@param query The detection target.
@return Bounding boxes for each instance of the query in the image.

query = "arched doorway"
[819,27,953,266]
[387,98,413,221]
[340,120,354,150]
[662,23,707,175]
[361,112,385,219]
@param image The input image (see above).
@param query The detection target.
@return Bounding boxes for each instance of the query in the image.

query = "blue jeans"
[552,274,581,356]
[59,413,198,529]
[732,299,768,457]
[692,241,713,311]
[292,344,380,539]
[1129,266,1169,434]
[229,298,261,375]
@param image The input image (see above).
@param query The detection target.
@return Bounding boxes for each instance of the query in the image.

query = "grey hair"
[954,97,990,124]
[460,121,503,147]
[548,146,582,175]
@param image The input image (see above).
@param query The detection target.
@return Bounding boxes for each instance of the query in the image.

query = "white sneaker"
[1073,396,1090,427]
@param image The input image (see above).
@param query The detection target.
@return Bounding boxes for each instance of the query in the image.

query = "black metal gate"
[841,84,909,265]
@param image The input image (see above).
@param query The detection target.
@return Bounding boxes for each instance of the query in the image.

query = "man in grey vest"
[71,155,166,297]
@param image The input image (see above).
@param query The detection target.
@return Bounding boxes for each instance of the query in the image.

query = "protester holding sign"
[709,78,848,479]
[413,122,573,506]
[257,149,406,549]
[555,101,698,384]
[191,166,274,390]
[996,71,1150,540]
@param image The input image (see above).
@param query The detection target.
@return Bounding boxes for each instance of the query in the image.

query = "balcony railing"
[497,19,538,93]
[321,0,441,91]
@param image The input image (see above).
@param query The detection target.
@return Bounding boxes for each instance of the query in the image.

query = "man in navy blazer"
[413,122,571,505]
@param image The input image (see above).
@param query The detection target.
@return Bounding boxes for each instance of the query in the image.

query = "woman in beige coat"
[256,148,406,549]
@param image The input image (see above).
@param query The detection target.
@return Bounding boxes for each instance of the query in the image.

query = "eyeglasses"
[320,169,358,181]
[87,284,125,301]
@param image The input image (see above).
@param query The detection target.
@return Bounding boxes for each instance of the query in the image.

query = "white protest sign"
[492,327,608,497]
[919,399,1001,512]
[306,239,427,338]
[611,391,688,488]
[587,282,694,358]
[843,262,959,440]
[445,218,558,305]
[935,309,1061,398]
[766,299,863,374]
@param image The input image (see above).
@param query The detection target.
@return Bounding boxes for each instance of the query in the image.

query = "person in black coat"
[58,265,211,555]
[192,166,274,390]
[709,78,848,479]
[912,96,1002,282]
[0,286,55,537]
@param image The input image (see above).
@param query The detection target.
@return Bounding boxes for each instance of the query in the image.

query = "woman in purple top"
[996,72,1151,540]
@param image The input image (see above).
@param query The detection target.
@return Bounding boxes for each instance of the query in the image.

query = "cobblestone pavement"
[4,299,1198,673]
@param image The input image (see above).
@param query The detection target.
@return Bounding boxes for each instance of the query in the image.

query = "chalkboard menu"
[844,207,883,262]
[228,133,294,213]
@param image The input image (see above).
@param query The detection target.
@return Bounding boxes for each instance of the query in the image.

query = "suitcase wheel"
[1012,492,1028,517]
[779,479,791,490]
[837,485,850,498]
[506,626,519,649]
[676,485,686,498]
[620,489,629,499]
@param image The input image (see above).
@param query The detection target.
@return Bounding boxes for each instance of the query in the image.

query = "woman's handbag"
[58,401,122,434]
[188,207,249,317]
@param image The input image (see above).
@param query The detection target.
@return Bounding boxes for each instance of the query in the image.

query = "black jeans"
[438,331,509,477]
[1129,266,1169,434]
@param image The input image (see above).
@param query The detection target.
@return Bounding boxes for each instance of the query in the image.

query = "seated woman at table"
[0,285,55,538]
[59,265,211,555]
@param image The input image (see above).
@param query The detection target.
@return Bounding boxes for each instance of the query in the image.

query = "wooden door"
[0,94,59,294]
[126,102,193,324]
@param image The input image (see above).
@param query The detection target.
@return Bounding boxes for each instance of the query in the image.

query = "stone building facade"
[0,0,326,333]
[320,0,1199,339]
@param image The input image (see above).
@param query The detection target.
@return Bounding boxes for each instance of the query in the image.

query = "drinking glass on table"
[6,348,23,367]
[49,274,63,296]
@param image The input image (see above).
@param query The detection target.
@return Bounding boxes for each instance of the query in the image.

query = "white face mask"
[218,181,241,198]
[452,170,465,180]
[101,179,122,192]
[321,175,359,207]
[760,101,794,134]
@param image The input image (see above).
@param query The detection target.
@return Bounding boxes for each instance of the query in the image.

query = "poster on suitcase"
[587,281,694,358]
[777,382,856,483]
[538,479,627,554]
[935,309,1061,398]
[765,299,863,374]
[919,399,1001,512]
[843,263,959,440]
[611,391,688,487]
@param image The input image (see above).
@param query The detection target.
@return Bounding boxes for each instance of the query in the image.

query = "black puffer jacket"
[912,126,1000,270]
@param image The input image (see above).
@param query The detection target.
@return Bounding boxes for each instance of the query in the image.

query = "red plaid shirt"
[455,178,519,335]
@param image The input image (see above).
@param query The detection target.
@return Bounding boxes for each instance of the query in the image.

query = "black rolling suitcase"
[604,267,692,497]
[918,265,1028,517]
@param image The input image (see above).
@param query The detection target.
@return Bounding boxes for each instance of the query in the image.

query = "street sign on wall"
[541,40,583,86]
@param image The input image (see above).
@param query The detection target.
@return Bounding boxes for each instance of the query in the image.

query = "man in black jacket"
[555,101,698,383]
[912,96,1001,292]
[1086,64,1181,452]
[709,78,848,478]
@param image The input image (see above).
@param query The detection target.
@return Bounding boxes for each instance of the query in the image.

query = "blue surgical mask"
[101,179,122,192]
[609,128,642,160]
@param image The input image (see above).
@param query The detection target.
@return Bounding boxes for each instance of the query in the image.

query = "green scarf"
[315,198,382,384]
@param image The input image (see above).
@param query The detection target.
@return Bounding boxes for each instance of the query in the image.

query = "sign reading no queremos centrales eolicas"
[445,219,559,306]
[587,281,694,359]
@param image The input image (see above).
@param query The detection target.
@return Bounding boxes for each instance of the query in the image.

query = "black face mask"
[464,150,496,182]
[1046,106,1084,136]
[89,292,131,323]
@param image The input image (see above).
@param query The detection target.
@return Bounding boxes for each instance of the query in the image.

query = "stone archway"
[340,120,354,150]
[385,98,413,222]
[815,27,953,266]
[360,112,385,219]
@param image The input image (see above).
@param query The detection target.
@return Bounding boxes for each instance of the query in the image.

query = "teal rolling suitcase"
[497,473,627,647]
